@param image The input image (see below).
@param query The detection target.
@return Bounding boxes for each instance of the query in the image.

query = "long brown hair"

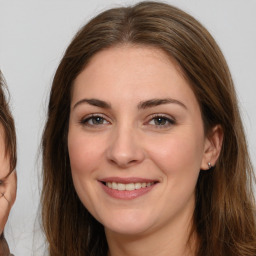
[41,2,256,255]
[0,70,16,174]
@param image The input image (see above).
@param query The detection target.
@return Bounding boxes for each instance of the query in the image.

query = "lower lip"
[100,182,157,200]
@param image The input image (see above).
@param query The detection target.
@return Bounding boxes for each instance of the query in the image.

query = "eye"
[147,115,175,128]
[80,114,110,127]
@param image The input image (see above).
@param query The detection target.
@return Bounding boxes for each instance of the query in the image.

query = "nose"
[106,125,145,168]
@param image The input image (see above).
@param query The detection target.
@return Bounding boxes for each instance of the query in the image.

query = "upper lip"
[99,177,159,184]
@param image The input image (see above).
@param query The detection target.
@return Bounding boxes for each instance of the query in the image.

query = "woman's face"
[68,45,211,236]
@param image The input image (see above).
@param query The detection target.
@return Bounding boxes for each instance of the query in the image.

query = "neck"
[106,212,197,256]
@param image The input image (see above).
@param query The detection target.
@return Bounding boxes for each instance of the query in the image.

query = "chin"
[99,210,155,236]
[105,222,152,236]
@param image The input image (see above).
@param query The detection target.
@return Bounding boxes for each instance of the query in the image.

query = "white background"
[0,0,255,255]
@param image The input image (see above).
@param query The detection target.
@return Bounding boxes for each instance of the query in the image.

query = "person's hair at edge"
[41,1,256,255]
[0,70,16,252]
[0,70,16,176]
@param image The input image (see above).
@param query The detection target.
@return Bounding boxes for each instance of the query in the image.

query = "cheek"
[68,130,105,215]
[145,131,204,215]
[68,130,103,176]
[146,129,205,178]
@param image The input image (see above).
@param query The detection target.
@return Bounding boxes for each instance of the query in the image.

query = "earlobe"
[201,125,224,170]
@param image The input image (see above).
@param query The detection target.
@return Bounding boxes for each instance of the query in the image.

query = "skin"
[0,125,16,236]
[68,45,222,256]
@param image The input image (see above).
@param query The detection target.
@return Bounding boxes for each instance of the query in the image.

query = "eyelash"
[79,114,175,129]
[146,114,176,128]
[80,114,110,127]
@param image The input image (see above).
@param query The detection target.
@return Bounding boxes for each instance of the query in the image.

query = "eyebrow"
[73,98,111,109]
[137,98,187,110]
[73,98,187,110]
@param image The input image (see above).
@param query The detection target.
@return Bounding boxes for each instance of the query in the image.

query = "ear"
[200,125,223,170]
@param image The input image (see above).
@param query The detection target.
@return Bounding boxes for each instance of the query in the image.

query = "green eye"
[80,115,109,126]
[148,115,175,128]
[153,117,168,125]
[91,116,105,124]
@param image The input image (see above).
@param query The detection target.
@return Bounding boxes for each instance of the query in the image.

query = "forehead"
[72,45,198,109]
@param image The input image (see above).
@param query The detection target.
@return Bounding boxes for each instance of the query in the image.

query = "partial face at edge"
[0,125,11,184]
[0,124,16,234]
[68,45,218,237]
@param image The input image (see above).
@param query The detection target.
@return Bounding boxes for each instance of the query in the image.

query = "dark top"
[0,235,13,256]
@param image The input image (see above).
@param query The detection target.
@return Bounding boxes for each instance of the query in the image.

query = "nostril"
[128,159,137,164]
[108,158,139,168]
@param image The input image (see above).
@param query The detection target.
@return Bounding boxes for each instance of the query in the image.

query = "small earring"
[208,162,212,169]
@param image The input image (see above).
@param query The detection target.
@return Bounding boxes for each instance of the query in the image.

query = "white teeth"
[134,183,141,189]
[112,182,118,189]
[105,182,154,191]
[126,183,135,191]
[117,183,126,190]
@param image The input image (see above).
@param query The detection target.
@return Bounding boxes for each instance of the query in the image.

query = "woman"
[0,70,16,256]
[41,1,256,255]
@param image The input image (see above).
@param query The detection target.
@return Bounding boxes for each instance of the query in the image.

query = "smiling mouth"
[102,181,156,191]
[99,178,159,199]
